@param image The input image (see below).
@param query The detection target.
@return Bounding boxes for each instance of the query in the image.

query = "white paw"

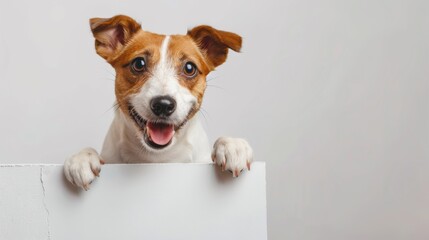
[64,148,104,190]
[211,137,253,177]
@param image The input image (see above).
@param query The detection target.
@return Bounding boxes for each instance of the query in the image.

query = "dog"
[64,15,253,190]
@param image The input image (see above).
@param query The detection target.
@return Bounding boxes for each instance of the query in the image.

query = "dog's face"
[90,15,241,151]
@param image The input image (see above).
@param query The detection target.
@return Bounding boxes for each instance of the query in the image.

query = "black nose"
[150,96,176,117]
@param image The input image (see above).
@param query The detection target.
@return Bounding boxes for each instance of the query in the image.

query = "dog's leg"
[211,137,253,177]
[64,147,104,190]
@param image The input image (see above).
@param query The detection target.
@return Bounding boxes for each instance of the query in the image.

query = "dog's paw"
[211,137,253,177]
[64,147,104,190]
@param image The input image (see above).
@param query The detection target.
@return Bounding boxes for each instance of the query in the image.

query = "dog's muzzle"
[128,97,177,149]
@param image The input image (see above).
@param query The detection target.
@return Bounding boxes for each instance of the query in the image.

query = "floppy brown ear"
[187,25,242,70]
[89,15,141,61]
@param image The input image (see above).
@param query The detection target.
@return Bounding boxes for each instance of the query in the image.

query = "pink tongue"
[147,122,175,146]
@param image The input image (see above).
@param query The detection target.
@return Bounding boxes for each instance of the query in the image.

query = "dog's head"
[89,15,241,151]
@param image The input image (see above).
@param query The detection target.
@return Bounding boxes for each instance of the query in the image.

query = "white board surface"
[0,163,267,240]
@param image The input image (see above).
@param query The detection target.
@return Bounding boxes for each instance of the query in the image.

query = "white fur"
[64,147,102,190]
[212,137,253,177]
[64,35,253,190]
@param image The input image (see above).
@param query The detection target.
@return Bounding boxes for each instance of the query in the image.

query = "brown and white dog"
[64,15,253,190]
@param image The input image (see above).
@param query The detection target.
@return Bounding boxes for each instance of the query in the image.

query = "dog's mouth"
[129,107,175,149]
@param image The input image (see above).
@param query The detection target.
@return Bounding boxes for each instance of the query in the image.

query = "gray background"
[0,0,428,239]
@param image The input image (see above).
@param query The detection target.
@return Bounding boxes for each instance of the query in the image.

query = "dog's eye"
[131,57,146,73]
[183,62,197,77]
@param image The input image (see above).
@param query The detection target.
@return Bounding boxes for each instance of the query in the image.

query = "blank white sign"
[0,162,267,240]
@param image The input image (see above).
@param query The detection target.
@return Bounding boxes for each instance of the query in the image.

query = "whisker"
[200,107,210,118]
[198,107,209,125]
[104,68,116,79]
[207,84,226,90]
[206,75,221,82]
[102,101,120,115]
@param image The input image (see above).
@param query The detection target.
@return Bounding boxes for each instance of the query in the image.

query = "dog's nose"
[150,96,176,117]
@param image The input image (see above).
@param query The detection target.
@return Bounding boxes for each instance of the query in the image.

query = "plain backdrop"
[0,0,428,239]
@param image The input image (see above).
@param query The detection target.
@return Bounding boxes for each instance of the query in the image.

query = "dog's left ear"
[187,25,242,70]
[90,15,141,61]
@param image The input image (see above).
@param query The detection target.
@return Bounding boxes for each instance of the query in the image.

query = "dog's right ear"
[89,15,141,61]
[187,25,242,70]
